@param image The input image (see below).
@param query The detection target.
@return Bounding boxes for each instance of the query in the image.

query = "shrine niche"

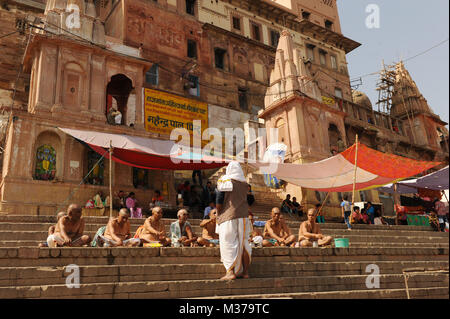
[33,130,63,181]
[34,145,57,181]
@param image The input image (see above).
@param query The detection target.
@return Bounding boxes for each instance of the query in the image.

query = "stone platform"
[0,214,448,299]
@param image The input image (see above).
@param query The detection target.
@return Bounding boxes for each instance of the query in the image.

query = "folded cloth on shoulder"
[217,175,233,192]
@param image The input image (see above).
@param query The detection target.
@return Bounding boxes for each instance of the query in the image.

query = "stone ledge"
[0,247,447,260]
[0,273,447,299]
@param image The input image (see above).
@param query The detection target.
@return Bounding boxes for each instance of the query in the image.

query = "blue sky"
[338,0,449,126]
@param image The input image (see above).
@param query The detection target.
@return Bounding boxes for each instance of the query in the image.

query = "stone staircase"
[0,214,448,299]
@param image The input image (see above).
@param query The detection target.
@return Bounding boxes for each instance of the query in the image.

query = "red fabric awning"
[60,127,227,170]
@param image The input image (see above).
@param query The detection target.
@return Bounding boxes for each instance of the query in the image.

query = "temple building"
[0,0,448,217]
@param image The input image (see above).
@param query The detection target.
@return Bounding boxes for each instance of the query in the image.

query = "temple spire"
[265,29,321,109]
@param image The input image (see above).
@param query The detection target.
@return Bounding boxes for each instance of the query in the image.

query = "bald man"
[298,208,333,247]
[170,209,198,247]
[47,204,91,247]
[197,208,219,247]
[39,212,66,247]
[263,207,296,247]
[139,206,171,247]
[100,208,141,247]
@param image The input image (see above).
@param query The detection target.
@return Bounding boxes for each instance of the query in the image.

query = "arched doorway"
[275,118,286,144]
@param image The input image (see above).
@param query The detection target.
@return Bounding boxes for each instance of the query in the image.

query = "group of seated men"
[43,203,333,249]
[258,207,333,248]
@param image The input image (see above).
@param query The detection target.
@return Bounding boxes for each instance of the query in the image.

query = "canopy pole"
[394,183,399,225]
[109,141,113,218]
[442,190,449,203]
[351,135,359,221]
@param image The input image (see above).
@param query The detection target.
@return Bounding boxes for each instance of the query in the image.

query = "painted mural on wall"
[35,145,56,181]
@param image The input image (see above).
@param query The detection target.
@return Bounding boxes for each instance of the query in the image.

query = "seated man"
[113,190,127,210]
[298,208,333,247]
[281,194,295,217]
[263,207,296,247]
[197,209,220,247]
[203,201,215,219]
[429,211,441,232]
[248,212,263,247]
[170,209,198,247]
[373,209,389,226]
[139,206,171,246]
[47,204,91,247]
[151,190,164,206]
[360,208,369,224]
[99,208,141,247]
[39,211,66,247]
[292,197,303,217]
[351,206,363,224]
[107,107,122,125]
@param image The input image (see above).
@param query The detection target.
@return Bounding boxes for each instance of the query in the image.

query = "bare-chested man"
[139,206,171,246]
[263,207,296,247]
[298,208,333,247]
[99,209,141,247]
[197,209,219,247]
[39,212,66,247]
[47,204,91,247]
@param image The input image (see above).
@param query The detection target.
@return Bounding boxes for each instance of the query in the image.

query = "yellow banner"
[322,96,335,106]
[144,88,208,137]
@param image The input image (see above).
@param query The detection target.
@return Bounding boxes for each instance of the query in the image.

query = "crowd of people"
[395,194,449,232]
[41,203,333,250]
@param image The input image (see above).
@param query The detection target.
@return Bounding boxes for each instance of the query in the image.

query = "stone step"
[2,230,447,244]
[197,287,450,299]
[1,240,447,249]
[0,260,447,287]
[0,215,435,232]
[0,246,447,268]
[0,222,446,238]
[0,273,447,299]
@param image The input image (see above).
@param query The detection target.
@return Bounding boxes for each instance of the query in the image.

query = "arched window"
[106,74,133,125]
[34,145,56,181]
[275,118,286,143]
[328,123,343,154]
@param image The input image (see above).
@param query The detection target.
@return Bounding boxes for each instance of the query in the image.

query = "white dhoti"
[217,217,252,276]
[46,234,84,247]
[98,235,141,247]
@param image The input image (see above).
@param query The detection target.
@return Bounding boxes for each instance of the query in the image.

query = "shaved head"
[56,211,66,220]
[177,209,188,218]
[119,208,129,217]
[152,206,162,215]
[67,204,81,214]
[67,204,82,221]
